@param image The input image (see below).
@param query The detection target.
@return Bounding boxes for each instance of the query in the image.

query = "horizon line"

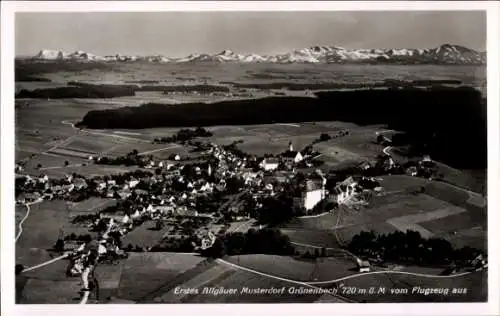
[16,43,486,58]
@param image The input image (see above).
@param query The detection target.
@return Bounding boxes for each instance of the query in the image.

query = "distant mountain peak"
[218,49,235,56]
[29,44,485,65]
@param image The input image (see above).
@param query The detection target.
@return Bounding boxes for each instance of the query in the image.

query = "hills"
[30,44,485,65]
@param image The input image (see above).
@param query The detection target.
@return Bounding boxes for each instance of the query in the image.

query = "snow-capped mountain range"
[30,44,486,65]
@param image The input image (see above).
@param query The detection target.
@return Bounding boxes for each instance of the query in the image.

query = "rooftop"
[282,151,301,158]
[306,179,323,191]
[264,157,280,164]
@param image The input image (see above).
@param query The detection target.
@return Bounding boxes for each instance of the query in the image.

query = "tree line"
[153,127,213,144]
[201,228,295,258]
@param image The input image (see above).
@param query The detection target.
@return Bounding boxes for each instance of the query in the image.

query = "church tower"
[289,141,294,152]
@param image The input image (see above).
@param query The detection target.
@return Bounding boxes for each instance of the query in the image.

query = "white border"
[2,2,499,316]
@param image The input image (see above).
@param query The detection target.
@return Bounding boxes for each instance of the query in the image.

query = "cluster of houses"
[16,140,369,226]
[377,153,438,179]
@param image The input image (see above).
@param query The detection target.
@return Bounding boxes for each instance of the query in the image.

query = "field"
[115,253,207,301]
[225,254,357,282]
[280,228,342,249]
[121,221,173,247]
[66,198,117,216]
[280,175,486,251]
[337,270,487,302]
[16,248,81,303]
[15,199,107,264]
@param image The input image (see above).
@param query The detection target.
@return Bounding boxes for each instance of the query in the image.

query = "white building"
[128,179,139,189]
[333,176,357,204]
[357,258,371,273]
[121,214,131,224]
[131,210,141,219]
[303,179,325,210]
[260,158,280,171]
[282,151,303,164]
[282,142,304,163]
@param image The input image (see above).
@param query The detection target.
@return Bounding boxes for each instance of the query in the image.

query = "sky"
[15,11,486,57]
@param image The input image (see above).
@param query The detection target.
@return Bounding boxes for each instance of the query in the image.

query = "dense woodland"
[15,81,232,98]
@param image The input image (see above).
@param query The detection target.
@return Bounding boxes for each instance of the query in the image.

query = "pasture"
[338,270,486,302]
[40,164,142,178]
[15,200,101,257]
[95,261,126,300]
[66,198,117,216]
[225,254,357,283]
[22,153,87,174]
[280,228,341,249]
[19,278,82,304]
[312,144,364,166]
[280,174,486,251]
[181,269,321,303]
[15,201,72,251]
[16,248,81,304]
[63,134,123,155]
[386,206,467,239]
[116,253,206,301]
[121,221,173,247]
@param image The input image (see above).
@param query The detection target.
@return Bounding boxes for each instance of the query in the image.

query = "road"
[39,163,84,171]
[276,123,300,128]
[138,144,181,156]
[62,119,183,157]
[383,145,392,156]
[62,120,150,144]
[15,198,43,242]
[22,253,69,272]
[216,258,356,303]
[297,211,330,219]
[217,257,476,288]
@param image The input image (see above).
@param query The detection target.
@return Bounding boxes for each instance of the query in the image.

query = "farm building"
[357,258,371,273]
[333,176,357,204]
[419,155,435,168]
[260,158,280,171]
[406,166,418,176]
[358,162,372,170]
[383,156,396,170]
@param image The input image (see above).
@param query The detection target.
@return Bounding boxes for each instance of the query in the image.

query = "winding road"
[15,193,93,304]
[383,145,392,156]
[62,120,150,144]
[217,257,475,288]
[216,258,356,302]
[15,198,43,242]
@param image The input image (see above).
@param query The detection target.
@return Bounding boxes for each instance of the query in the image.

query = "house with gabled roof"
[260,157,280,171]
[333,176,357,204]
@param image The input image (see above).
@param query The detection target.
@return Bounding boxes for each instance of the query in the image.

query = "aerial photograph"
[14,11,487,304]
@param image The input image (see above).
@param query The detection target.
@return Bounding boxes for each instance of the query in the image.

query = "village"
[14,129,487,298]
